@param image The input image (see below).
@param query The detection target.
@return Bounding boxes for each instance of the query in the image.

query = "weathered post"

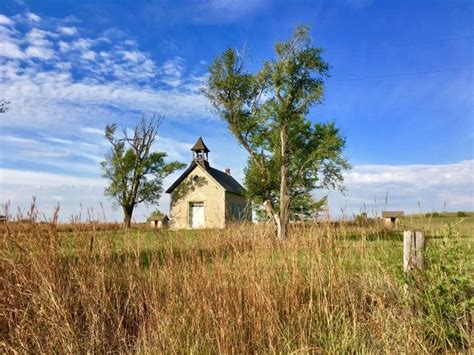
[403,230,426,274]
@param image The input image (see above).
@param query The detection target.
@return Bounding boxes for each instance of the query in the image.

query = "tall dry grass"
[0,212,472,353]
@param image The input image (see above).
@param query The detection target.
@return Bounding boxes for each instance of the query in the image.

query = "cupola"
[191,137,210,166]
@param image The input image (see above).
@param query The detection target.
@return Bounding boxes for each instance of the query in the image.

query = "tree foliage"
[205,25,350,238]
[0,99,10,113]
[101,114,185,227]
[147,210,166,221]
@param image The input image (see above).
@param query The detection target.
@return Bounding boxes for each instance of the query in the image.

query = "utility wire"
[326,35,474,55]
[329,67,474,82]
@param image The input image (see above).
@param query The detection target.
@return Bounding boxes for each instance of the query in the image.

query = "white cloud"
[155,135,193,162]
[120,50,146,63]
[0,168,104,188]
[328,160,474,217]
[26,28,54,46]
[26,12,41,22]
[0,41,23,58]
[1,71,210,129]
[1,132,106,176]
[81,127,105,135]
[159,56,185,87]
[25,46,54,59]
[81,50,96,60]
[58,40,70,52]
[59,26,77,36]
[0,135,38,144]
[344,161,473,188]
[71,38,94,50]
[0,15,211,131]
[0,14,14,26]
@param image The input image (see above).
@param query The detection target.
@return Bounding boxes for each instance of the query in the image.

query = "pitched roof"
[191,137,210,153]
[382,211,404,218]
[206,166,246,195]
[165,162,245,196]
[149,214,169,221]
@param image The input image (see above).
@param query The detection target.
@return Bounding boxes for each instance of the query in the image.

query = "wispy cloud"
[58,26,77,36]
[0,11,211,132]
[26,12,41,22]
[142,0,269,25]
[159,56,186,87]
[194,0,270,23]
[1,168,104,188]
[81,127,105,135]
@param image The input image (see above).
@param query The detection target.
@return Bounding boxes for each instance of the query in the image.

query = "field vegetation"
[1,210,473,353]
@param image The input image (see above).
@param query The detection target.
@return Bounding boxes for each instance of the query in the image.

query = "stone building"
[165,137,250,229]
[382,211,404,227]
[149,215,170,228]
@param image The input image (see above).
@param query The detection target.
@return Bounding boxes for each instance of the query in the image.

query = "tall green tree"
[101,115,185,228]
[205,25,349,239]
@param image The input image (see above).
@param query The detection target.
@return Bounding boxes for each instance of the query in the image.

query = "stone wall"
[169,165,226,229]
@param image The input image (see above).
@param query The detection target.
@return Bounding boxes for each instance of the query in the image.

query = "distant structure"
[382,211,404,227]
[0,215,6,223]
[165,137,250,229]
[149,214,169,229]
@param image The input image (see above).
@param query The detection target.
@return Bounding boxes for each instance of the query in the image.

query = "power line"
[327,35,474,55]
[329,67,474,83]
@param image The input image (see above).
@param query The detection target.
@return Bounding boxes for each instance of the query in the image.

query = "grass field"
[402,214,474,239]
[1,215,473,353]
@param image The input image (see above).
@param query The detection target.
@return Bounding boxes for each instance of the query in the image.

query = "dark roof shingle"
[191,137,210,153]
[206,166,245,195]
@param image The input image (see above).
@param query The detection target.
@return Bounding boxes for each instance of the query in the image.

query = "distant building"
[165,137,250,229]
[382,211,404,227]
[0,215,6,223]
[149,215,170,229]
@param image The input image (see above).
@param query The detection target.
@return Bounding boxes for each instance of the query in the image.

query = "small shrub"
[354,212,369,226]
[456,211,468,217]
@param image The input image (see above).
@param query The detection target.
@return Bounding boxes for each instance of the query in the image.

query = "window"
[230,203,242,220]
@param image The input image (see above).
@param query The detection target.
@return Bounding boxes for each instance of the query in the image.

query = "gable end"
[165,162,246,196]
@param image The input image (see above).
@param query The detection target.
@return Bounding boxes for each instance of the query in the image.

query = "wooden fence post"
[403,230,426,274]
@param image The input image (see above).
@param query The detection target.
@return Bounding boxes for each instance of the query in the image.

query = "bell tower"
[191,137,210,166]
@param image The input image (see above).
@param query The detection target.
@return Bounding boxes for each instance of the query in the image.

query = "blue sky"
[0,0,473,221]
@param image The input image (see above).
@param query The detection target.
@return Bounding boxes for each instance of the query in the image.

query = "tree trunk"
[279,123,289,239]
[123,206,134,229]
[263,199,281,238]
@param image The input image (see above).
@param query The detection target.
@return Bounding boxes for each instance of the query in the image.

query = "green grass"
[401,214,474,238]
